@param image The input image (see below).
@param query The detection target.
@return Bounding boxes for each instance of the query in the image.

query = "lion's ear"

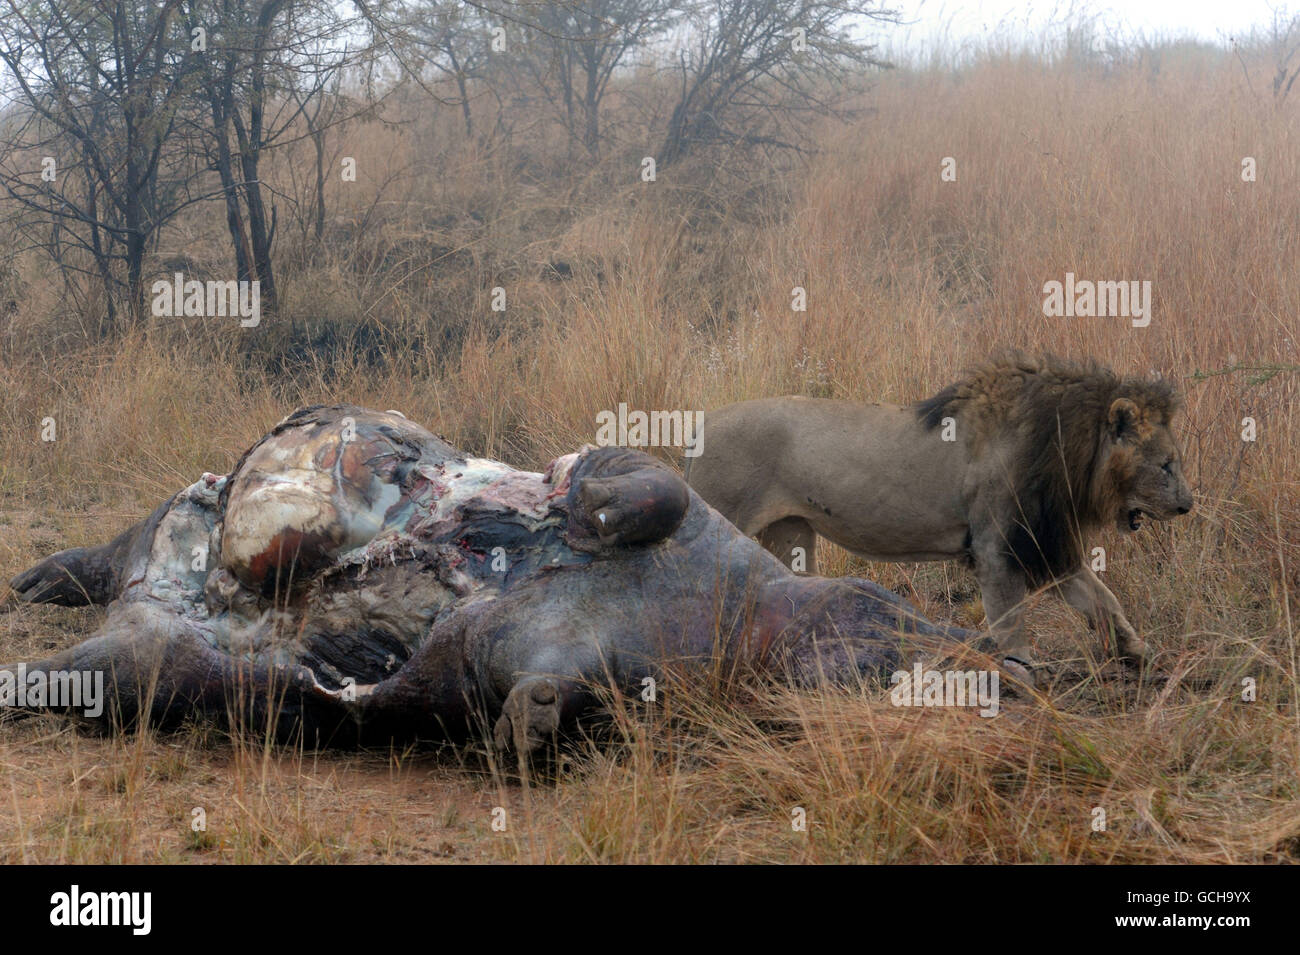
[1108,397,1141,441]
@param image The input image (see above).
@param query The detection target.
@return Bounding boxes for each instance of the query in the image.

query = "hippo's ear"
[572,465,690,550]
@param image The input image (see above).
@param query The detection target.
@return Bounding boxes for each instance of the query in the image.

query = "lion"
[684,354,1195,680]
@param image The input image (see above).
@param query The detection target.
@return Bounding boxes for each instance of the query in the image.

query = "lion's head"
[1099,396,1194,534]
[916,353,1196,584]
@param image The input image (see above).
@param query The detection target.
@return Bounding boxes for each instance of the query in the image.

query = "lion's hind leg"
[758,517,818,574]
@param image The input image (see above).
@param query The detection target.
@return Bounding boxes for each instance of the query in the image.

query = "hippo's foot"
[566,448,690,552]
[493,677,564,755]
[7,549,102,608]
[6,514,148,610]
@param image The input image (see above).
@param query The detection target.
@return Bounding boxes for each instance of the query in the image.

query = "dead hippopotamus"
[2,405,975,752]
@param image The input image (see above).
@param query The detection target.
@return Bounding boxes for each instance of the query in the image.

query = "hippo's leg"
[758,517,817,574]
[352,613,480,744]
[4,496,174,610]
[0,607,212,729]
[492,675,593,754]
[355,609,607,754]
[485,618,632,756]
[570,449,690,549]
[1,604,351,742]
[4,520,148,609]
[770,576,978,686]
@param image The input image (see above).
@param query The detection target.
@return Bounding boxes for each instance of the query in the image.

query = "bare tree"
[182,0,294,308]
[406,1,497,138]
[179,0,370,306]
[1266,8,1300,102]
[289,65,344,242]
[518,0,676,156]
[658,0,898,166]
[0,0,203,327]
[382,0,674,155]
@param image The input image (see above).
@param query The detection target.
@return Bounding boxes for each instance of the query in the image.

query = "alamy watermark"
[0,664,104,718]
[49,885,150,935]
[151,272,260,327]
[1042,272,1151,327]
[594,403,703,458]
[890,663,999,717]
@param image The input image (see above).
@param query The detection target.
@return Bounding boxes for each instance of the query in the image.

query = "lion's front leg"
[972,545,1041,687]
[1056,567,1151,669]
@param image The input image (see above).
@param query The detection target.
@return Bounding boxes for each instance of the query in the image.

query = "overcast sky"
[884,0,1296,53]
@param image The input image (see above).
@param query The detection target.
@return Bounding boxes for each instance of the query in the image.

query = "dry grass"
[0,38,1297,863]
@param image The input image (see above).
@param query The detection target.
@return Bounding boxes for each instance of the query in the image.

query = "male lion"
[685,354,1195,679]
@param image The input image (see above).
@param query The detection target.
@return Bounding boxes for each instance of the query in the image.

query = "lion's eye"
[1161,460,1173,474]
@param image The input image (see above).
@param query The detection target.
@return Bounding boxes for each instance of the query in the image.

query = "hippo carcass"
[3,406,974,752]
